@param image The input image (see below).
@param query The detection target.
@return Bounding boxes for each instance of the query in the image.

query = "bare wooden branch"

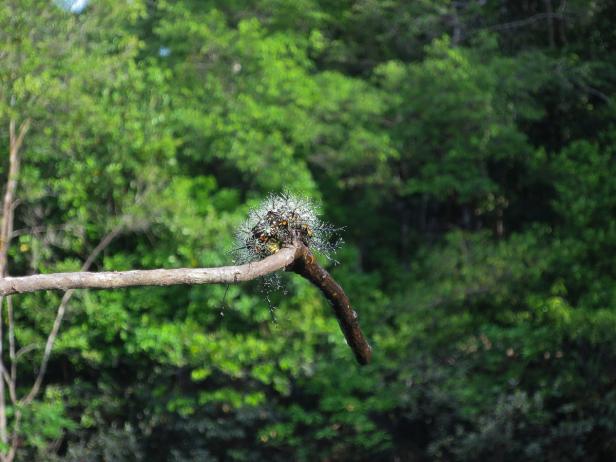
[15,344,38,361]
[489,12,565,31]
[0,246,302,296]
[0,243,373,365]
[0,118,30,452]
[0,119,30,277]
[0,298,5,447]
[6,298,17,406]
[0,119,31,277]
[23,225,124,404]
[290,246,372,365]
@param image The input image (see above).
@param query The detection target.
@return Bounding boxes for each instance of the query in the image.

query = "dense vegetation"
[1,0,615,460]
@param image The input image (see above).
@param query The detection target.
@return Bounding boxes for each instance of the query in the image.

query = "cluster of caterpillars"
[235,192,339,265]
[248,209,314,257]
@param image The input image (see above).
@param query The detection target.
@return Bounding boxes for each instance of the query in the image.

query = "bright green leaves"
[155,6,316,192]
[375,37,542,202]
[17,390,77,451]
[155,3,397,195]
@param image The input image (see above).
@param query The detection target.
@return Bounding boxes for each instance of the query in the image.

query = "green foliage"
[2,0,616,460]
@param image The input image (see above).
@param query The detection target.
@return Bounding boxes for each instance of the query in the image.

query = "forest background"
[1,0,615,460]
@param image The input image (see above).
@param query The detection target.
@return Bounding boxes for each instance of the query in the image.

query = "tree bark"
[290,246,372,365]
[0,118,30,453]
[0,247,301,296]
[0,244,373,365]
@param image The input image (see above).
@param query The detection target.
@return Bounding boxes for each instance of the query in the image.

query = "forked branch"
[0,244,372,364]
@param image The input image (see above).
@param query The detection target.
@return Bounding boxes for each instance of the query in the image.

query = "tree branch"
[23,225,124,404]
[0,119,30,277]
[489,12,565,31]
[0,243,373,365]
[290,246,372,365]
[0,246,302,296]
[6,298,16,406]
[0,118,30,452]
